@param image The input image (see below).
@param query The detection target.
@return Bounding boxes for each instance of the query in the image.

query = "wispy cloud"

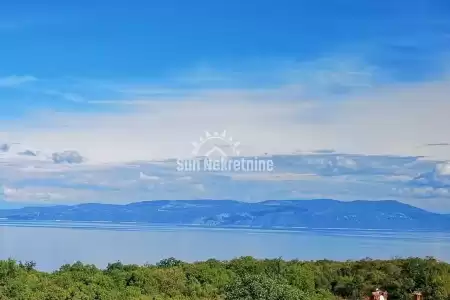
[426,143,450,147]
[4,75,450,163]
[1,57,450,210]
[44,90,85,103]
[0,75,37,87]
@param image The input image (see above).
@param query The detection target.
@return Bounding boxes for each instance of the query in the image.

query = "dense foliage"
[0,257,449,299]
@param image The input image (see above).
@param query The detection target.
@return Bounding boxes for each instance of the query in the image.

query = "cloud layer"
[1,60,450,211]
[0,139,449,212]
[3,75,450,162]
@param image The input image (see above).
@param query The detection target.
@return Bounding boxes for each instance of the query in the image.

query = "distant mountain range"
[1,199,450,231]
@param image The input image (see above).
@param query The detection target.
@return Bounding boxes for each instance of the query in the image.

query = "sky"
[1,0,450,211]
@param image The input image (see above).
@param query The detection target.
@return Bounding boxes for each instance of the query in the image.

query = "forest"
[0,256,449,300]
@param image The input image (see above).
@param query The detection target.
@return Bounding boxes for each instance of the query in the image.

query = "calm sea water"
[1,221,450,271]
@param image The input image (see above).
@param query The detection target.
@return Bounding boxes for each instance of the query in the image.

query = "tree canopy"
[0,256,448,299]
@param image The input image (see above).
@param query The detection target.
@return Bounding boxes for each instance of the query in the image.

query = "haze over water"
[1,223,450,271]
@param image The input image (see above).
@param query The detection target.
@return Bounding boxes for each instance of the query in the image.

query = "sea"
[1,221,450,271]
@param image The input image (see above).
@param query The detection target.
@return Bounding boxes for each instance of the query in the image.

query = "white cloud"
[1,60,450,211]
[139,172,159,180]
[0,75,37,87]
[230,173,318,181]
[1,185,65,203]
[413,161,450,188]
[2,78,450,165]
[1,145,448,209]
[437,162,450,176]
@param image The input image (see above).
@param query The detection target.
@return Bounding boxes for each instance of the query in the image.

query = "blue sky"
[1,0,450,211]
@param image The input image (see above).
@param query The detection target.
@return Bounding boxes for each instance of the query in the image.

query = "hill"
[0,199,449,231]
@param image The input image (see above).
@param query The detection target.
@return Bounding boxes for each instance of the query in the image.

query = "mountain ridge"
[0,199,449,231]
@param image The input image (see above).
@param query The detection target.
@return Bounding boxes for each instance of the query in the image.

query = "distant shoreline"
[1,220,449,234]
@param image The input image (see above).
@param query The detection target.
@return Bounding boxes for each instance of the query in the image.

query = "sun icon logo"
[191,130,241,158]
